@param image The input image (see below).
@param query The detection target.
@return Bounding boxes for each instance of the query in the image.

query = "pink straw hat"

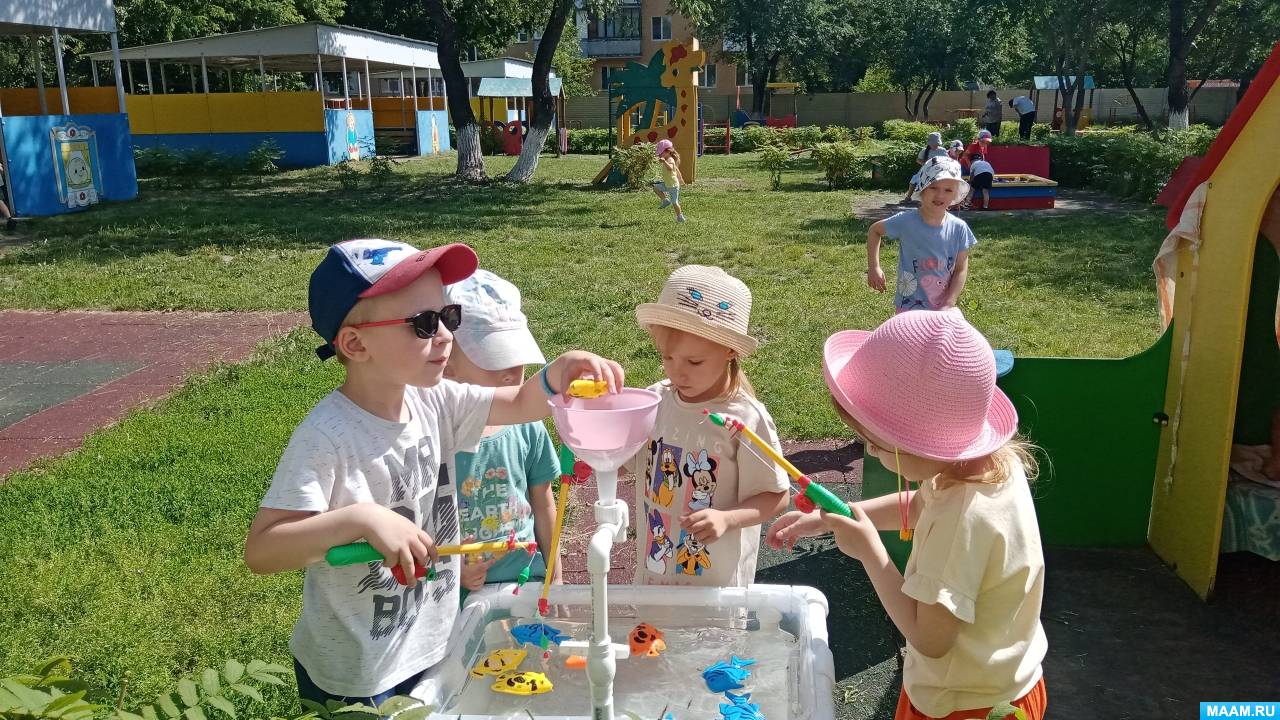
[823,309,1017,461]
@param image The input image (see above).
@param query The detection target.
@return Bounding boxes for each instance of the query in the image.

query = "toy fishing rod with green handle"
[703,410,852,518]
[326,535,537,586]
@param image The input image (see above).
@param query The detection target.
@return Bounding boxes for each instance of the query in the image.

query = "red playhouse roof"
[1166,42,1280,229]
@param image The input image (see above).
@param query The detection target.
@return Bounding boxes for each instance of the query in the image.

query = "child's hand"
[681,509,729,545]
[361,505,438,587]
[766,510,827,550]
[460,534,496,591]
[820,504,883,562]
[551,351,625,397]
[867,266,887,293]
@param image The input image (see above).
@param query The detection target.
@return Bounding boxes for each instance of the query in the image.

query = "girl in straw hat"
[631,265,789,586]
[767,309,1048,720]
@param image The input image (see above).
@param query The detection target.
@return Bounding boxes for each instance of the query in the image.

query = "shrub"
[945,118,978,146]
[566,128,611,154]
[879,119,936,145]
[820,125,853,144]
[874,141,923,188]
[335,160,361,190]
[758,144,791,190]
[367,155,394,186]
[479,124,504,156]
[613,142,657,189]
[781,125,823,149]
[244,140,283,175]
[132,147,183,177]
[811,142,865,189]
[1045,125,1218,202]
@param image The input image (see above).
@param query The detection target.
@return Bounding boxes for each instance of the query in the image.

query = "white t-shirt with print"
[900,465,1048,718]
[631,383,789,587]
[262,380,494,697]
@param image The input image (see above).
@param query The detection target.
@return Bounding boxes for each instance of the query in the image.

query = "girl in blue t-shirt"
[868,157,978,313]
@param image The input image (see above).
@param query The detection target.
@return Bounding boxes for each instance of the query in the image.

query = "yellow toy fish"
[567,379,609,399]
[492,670,553,695]
[470,649,527,678]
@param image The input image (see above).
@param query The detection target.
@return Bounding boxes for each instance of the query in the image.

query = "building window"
[600,67,612,91]
[651,16,671,41]
[698,64,717,88]
[515,30,528,43]
[589,7,641,38]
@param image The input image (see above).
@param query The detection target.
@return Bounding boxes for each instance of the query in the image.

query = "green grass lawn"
[0,152,1170,714]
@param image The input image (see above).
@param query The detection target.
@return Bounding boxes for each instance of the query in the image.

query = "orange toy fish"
[629,623,667,657]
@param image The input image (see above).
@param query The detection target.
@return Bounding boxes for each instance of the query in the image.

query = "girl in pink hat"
[651,139,686,223]
[767,309,1048,720]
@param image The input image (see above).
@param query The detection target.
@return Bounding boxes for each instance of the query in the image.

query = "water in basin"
[443,612,799,720]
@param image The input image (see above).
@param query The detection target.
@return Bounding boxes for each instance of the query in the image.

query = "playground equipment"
[412,583,835,720]
[983,174,1058,210]
[593,40,705,186]
[732,83,800,128]
[85,23,450,166]
[0,0,139,217]
[394,387,835,720]
[864,43,1280,599]
[472,75,566,156]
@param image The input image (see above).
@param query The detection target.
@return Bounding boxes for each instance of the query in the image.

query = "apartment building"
[505,0,741,95]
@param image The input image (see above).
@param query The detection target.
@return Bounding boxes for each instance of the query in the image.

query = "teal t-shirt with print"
[455,421,560,583]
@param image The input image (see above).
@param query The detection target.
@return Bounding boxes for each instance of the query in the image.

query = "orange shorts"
[893,678,1047,720]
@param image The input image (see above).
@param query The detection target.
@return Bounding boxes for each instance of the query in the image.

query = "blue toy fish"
[510,622,571,650]
[702,655,756,693]
[719,692,764,720]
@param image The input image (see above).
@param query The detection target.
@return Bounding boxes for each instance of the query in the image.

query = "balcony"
[582,37,641,57]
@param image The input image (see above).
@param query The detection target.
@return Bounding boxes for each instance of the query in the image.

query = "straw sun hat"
[635,265,758,357]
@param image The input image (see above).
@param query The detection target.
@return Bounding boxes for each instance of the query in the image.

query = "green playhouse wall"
[1232,235,1280,445]
[864,329,1174,569]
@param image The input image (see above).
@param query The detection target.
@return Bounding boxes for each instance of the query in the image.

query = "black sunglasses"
[351,304,463,339]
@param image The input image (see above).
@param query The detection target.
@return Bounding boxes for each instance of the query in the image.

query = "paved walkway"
[850,188,1149,222]
[0,310,304,477]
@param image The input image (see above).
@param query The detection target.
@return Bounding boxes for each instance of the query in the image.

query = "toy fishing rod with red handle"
[703,410,852,518]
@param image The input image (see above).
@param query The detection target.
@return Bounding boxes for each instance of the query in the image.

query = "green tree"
[673,0,836,119]
[864,0,1026,120]
[1095,0,1165,129]
[549,23,594,98]
[1034,0,1106,134]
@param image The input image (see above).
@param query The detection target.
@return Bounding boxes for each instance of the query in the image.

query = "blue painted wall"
[2,113,137,217]
[132,132,329,168]
[324,109,374,164]
[414,110,451,155]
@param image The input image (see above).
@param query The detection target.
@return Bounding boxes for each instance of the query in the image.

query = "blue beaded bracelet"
[539,365,558,396]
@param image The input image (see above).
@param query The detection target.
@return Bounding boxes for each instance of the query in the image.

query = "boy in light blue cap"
[443,269,563,601]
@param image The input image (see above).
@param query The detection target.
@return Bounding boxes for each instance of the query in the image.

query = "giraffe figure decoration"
[595,39,705,186]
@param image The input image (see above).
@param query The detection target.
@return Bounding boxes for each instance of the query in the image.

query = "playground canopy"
[1032,75,1097,90]
[85,24,451,166]
[0,0,139,217]
[86,23,441,83]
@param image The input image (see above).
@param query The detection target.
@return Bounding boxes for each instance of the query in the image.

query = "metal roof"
[85,23,440,72]
[1033,75,1096,91]
[476,77,563,98]
[0,0,118,34]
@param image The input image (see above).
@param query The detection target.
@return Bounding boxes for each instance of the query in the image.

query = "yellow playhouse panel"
[207,92,323,133]
[131,94,213,134]
[123,95,157,135]
[371,96,419,129]
[1149,82,1280,599]
[67,87,119,114]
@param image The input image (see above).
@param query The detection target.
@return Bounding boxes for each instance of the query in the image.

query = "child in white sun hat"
[442,269,562,603]
[869,156,978,313]
[767,309,1048,720]
[631,265,788,587]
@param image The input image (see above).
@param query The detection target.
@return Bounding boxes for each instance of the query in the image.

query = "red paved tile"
[0,310,305,478]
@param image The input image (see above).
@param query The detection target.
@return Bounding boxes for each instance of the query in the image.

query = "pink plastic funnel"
[549,388,660,503]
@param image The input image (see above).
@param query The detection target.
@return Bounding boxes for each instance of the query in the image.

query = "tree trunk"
[751,67,769,118]
[1167,53,1190,129]
[921,82,938,121]
[505,0,574,182]
[424,0,486,181]
[1123,80,1156,130]
[1166,0,1223,129]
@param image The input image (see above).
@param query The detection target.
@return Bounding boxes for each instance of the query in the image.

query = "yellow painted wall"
[1149,84,1280,599]
[0,87,120,116]
[126,92,324,135]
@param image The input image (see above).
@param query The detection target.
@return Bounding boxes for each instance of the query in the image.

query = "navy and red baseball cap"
[309,239,477,360]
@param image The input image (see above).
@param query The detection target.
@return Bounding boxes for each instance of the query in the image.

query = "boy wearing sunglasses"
[243,240,623,707]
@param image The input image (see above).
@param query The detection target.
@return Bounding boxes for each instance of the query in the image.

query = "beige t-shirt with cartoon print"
[631,382,789,587]
[900,465,1048,717]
